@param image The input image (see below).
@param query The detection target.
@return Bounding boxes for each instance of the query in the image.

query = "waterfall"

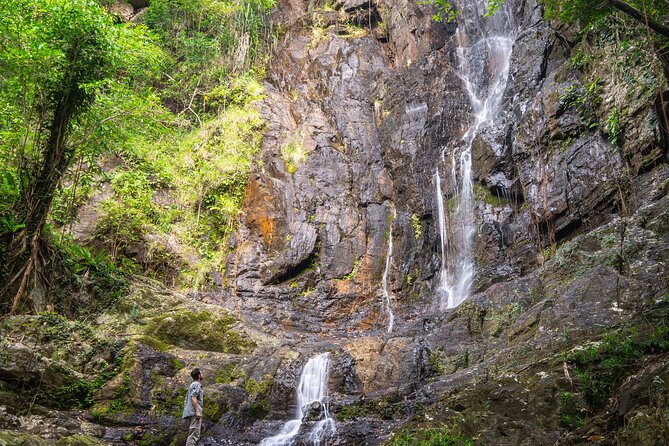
[436,0,516,309]
[260,353,335,446]
[381,207,396,333]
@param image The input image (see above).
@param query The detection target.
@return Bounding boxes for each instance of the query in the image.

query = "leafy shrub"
[568,301,669,408]
[559,79,603,129]
[386,424,473,446]
[606,106,624,146]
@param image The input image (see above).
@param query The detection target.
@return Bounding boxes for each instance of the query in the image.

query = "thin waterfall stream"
[381,207,396,333]
[436,0,516,310]
[259,353,335,446]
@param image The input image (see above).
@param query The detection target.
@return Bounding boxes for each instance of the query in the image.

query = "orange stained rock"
[244,176,277,247]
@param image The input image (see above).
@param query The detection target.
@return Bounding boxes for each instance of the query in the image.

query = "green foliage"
[0,0,166,199]
[49,345,129,410]
[1,0,275,301]
[542,0,613,26]
[569,49,591,70]
[0,169,22,227]
[559,79,603,129]
[418,0,458,23]
[386,424,473,446]
[95,169,158,261]
[0,0,176,313]
[428,348,447,375]
[280,140,307,174]
[244,375,273,395]
[53,234,129,314]
[606,107,624,146]
[340,257,362,281]
[99,81,266,286]
[568,309,669,408]
[474,184,506,207]
[144,0,276,119]
[216,364,247,384]
[411,214,423,240]
[420,0,504,22]
[207,74,266,112]
[558,391,585,429]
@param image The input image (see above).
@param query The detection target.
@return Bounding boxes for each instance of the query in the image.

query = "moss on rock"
[146,309,255,353]
[54,435,105,446]
[0,431,45,446]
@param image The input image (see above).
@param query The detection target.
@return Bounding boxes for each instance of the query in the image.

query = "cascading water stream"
[260,353,335,446]
[436,0,516,310]
[381,207,396,333]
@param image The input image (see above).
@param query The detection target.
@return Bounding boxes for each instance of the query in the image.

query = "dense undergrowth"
[567,296,669,409]
[385,424,473,446]
[85,0,276,289]
[0,0,276,310]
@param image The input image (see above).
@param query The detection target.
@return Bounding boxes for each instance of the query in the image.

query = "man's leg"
[185,416,203,446]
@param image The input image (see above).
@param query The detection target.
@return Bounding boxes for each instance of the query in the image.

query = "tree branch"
[70,112,133,150]
[606,0,669,38]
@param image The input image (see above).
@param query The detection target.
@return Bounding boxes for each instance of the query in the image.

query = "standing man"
[182,368,204,446]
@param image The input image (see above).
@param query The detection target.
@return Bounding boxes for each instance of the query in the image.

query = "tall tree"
[0,0,120,313]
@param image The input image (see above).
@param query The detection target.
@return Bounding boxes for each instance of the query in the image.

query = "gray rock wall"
[225,0,668,335]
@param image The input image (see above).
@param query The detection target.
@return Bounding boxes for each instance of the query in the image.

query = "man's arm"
[191,395,201,418]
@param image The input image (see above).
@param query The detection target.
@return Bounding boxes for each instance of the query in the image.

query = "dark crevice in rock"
[269,249,319,285]
[553,217,582,242]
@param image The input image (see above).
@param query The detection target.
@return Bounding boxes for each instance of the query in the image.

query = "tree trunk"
[605,0,669,39]
[2,89,80,314]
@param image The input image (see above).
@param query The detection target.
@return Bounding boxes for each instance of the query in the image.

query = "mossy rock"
[0,431,45,446]
[617,406,669,446]
[54,435,105,446]
[137,430,187,446]
[146,309,255,353]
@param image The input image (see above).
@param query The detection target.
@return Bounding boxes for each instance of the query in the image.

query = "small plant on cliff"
[280,140,307,174]
[339,256,362,281]
[605,107,624,146]
[567,301,669,408]
[558,391,586,429]
[569,49,592,70]
[411,214,423,240]
[559,79,603,129]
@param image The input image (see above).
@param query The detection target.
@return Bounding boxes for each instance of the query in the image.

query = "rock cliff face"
[227,0,667,332]
[217,0,669,443]
[228,0,467,333]
[1,0,667,445]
